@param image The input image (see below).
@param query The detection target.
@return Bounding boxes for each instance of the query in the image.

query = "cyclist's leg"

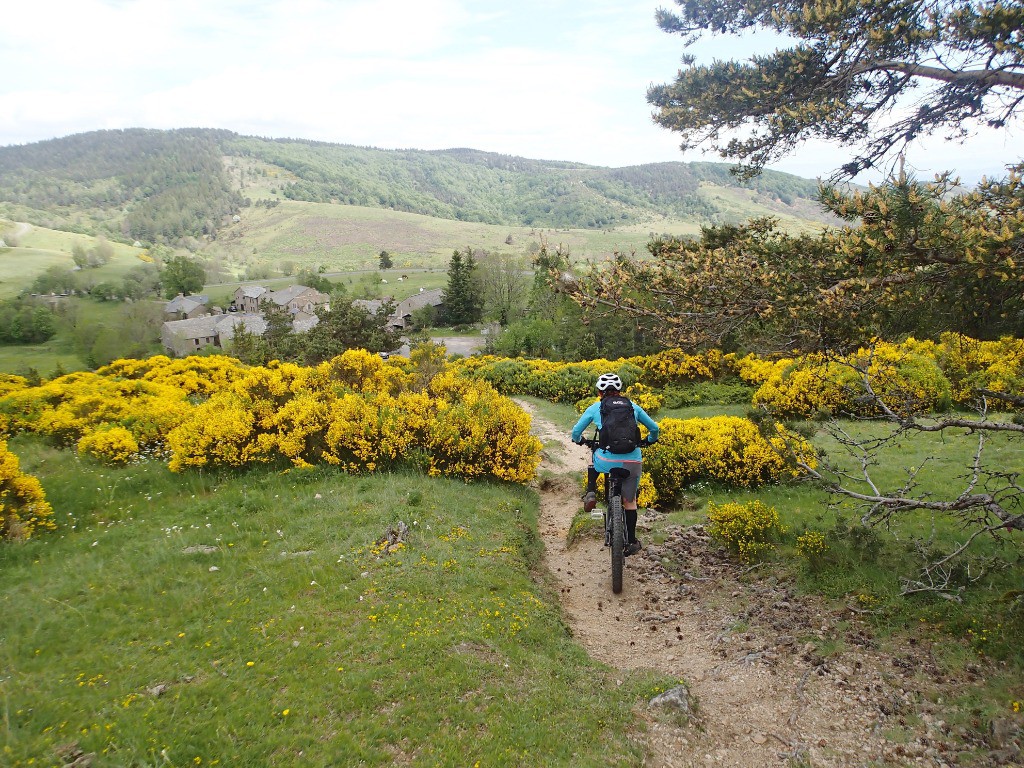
[619,462,642,554]
[583,465,598,512]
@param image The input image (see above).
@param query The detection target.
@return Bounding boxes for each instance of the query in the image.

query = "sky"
[2,0,1020,183]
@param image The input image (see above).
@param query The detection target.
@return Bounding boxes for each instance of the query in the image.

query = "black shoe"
[583,492,597,513]
[624,541,642,557]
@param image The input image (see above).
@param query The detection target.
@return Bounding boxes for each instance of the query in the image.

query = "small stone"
[209,566,219,572]
[752,733,767,744]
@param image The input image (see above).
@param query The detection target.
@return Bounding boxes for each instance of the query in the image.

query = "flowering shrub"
[318,348,414,395]
[936,333,1024,410]
[706,500,784,562]
[753,342,951,418]
[0,440,55,540]
[731,354,788,386]
[97,355,250,398]
[461,356,643,404]
[425,373,542,482]
[166,392,257,472]
[643,416,816,504]
[77,426,140,465]
[796,530,830,569]
[0,373,191,449]
[0,374,29,398]
[165,365,542,482]
[635,348,724,387]
[585,471,658,509]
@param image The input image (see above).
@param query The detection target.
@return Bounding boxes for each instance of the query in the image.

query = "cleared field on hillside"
[0,225,150,298]
[211,201,688,272]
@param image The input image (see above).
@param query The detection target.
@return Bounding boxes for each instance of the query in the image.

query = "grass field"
[0,224,150,299]
[209,200,698,275]
[1,442,676,767]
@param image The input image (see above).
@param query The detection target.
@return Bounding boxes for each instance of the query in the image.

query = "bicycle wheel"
[609,493,624,594]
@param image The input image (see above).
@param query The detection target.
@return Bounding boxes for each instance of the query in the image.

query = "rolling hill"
[0,129,833,249]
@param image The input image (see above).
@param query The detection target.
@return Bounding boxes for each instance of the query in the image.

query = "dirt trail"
[519,400,963,768]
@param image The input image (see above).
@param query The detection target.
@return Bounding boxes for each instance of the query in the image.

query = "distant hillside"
[0,128,831,244]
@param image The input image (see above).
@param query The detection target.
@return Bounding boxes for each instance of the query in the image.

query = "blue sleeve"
[634,404,660,442]
[571,401,601,443]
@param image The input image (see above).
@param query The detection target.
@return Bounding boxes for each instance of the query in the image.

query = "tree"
[71,242,89,269]
[117,301,165,358]
[161,254,206,298]
[32,266,78,295]
[0,299,57,344]
[260,298,298,360]
[92,237,114,266]
[648,0,1024,177]
[560,167,1024,352]
[122,263,161,300]
[477,252,529,326]
[300,299,400,364]
[226,322,269,366]
[441,247,483,326]
[294,268,334,295]
[379,250,393,270]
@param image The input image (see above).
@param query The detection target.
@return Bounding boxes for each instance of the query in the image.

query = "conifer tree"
[441,248,483,326]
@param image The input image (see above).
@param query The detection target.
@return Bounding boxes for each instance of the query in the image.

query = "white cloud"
[0,0,1019,180]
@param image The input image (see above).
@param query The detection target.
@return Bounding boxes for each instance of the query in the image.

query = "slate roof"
[165,294,210,314]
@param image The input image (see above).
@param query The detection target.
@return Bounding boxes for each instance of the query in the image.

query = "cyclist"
[571,373,660,556]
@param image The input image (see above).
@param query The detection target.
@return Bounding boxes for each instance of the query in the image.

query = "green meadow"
[1,441,676,767]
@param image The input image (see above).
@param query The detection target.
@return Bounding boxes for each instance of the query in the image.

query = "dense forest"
[0,129,243,243]
[0,128,828,244]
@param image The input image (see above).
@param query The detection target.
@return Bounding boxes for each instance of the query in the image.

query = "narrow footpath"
[519,399,966,768]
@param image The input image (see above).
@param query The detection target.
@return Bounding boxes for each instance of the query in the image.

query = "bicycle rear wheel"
[609,493,624,594]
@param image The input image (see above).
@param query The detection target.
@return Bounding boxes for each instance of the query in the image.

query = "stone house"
[389,288,445,330]
[354,289,445,330]
[160,313,267,357]
[232,284,329,316]
[232,285,268,313]
[164,294,211,320]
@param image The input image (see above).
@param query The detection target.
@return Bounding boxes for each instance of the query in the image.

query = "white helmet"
[595,373,623,392]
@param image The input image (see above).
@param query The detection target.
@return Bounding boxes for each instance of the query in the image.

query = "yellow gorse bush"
[97,354,250,397]
[77,426,140,465]
[0,352,542,483]
[585,472,659,509]
[936,333,1024,410]
[752,341,952,418]
[643,416,816,504]
[0,440,55,540]
[163,357,542,482]
[706,500,784,562]
[0,372,191,450]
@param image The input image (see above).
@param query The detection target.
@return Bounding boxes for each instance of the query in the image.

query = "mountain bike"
[578,436,649,594]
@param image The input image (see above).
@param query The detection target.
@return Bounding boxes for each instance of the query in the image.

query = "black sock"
[586,466,598,493]
[626,509,638,543]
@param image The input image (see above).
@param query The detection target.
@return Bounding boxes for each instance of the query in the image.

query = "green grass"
[1,438,678,767]
[0,342,85,377]
[0,225,149,299]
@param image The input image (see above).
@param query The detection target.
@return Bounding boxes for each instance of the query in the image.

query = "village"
[159,283,445,357]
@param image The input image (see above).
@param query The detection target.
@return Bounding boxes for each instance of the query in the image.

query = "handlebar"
[576,437,654,450]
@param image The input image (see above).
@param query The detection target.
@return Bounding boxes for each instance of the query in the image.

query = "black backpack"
[599,395,641,454]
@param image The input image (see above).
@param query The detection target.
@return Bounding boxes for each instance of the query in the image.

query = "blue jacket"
[571,398,660,471]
